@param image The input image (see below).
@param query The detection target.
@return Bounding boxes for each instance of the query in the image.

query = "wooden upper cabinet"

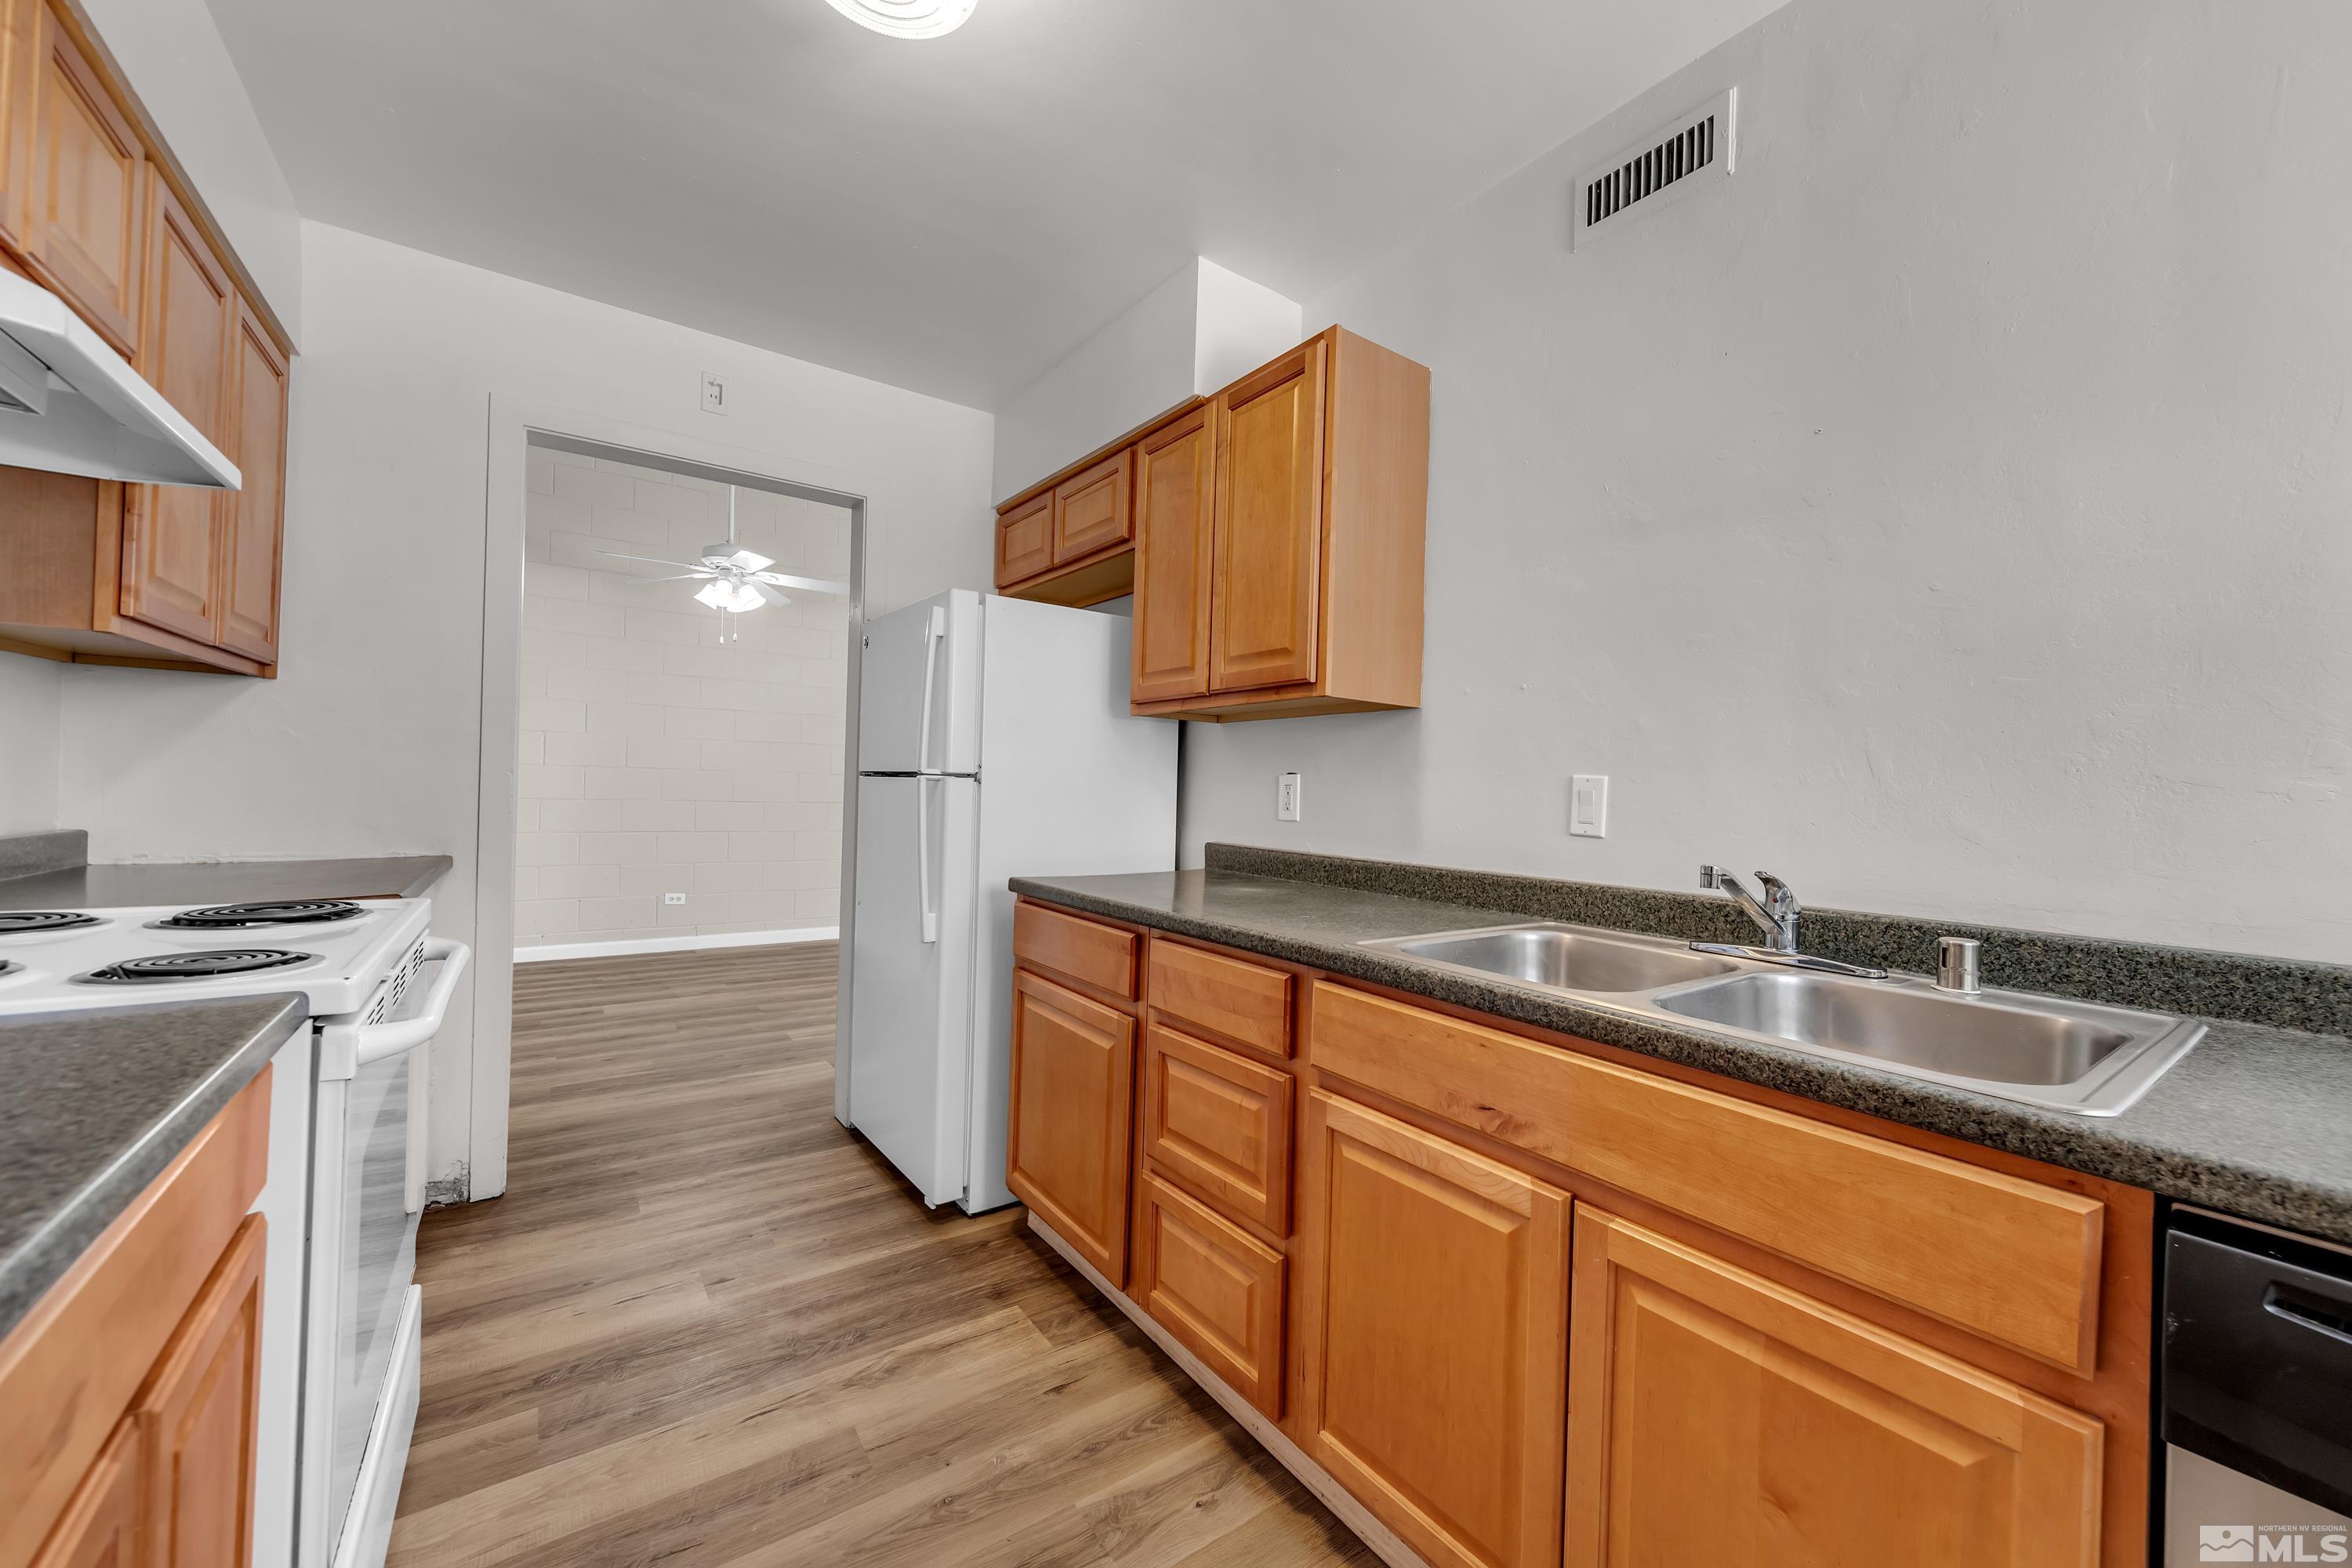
[1050,448,1131,564]
[118,169,230,645]
[216,299,286,662]
[1005,967,1137,1286]
[0,0,40,250]
[1298,1090,1570,1568]
[994,489,1051,589]
[1129,401,1215,703]
[1210,337,1325,693]
[24,3,141,355]
[1566,1207,2103,1568]
[132,1214,264,1568]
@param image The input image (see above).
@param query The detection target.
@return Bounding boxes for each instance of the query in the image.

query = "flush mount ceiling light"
[596,486,849,642]
[824,0,976,40]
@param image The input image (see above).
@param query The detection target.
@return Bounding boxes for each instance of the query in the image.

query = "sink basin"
[1357,920,2204,1116]
[1653,971,2132,1085]
[1363,924,1740,994]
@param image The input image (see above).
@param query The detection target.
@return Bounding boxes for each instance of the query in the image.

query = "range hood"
[0,267,240,488]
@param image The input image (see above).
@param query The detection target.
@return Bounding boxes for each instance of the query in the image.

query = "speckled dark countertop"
[0,995,306,1336]
[0,855,452,911]
[1011,854,2352,1247]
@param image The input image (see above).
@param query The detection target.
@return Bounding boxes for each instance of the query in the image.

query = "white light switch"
[1569,775,1608,838]
[1276,771,1303,822]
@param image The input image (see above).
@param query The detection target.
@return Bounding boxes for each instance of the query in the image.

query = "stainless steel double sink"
[1356,923,2205,1116]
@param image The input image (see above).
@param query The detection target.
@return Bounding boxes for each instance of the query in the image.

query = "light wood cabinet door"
[1135,1173,1287,1420]
[1210,338,1325,693]
[1129,403,1214,702]
[1566,1207,2103,1568]
[28,1419,143,1568]
[1298,1090,1569,1568]
[0,0,40,249]
[1006,968,1136,1285]
[216,298,286,662]
[995,490,1052,587]
[1050,448,1130,564]
[119,171,231,644]
[132,1214,264,1568]
[25,5,143,354]
[1141,1024,1292,1236]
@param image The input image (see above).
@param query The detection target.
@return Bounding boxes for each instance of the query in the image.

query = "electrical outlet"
[664,891,688,906]
[1276,771,1302,822]
[699,371,727,416]
[1569,775,1608,838]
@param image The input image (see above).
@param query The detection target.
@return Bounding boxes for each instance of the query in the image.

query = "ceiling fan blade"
[752,572,850,596]
[725,548,775,573]
[593,549,706,570]
[751,580,789,606]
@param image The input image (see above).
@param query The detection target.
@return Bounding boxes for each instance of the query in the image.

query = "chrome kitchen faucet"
[1693,865,1887,978]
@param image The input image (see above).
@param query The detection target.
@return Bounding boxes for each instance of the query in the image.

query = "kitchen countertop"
[0,995,307,1339]
[0,854,452,911]
[1010,865,2352,1247]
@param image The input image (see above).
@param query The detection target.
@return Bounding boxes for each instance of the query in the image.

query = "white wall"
[992,258,1302,503]
[1181,0,2352,964]
[0,658,60,833]
[517,448,849,946]
[55,221,994,1196]
[79,0,301,334]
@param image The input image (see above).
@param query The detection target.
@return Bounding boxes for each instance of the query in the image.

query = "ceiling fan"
[595,485,848,641]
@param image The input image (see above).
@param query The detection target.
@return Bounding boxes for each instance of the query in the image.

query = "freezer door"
[848,773,978,1205]
[855,589,982,775]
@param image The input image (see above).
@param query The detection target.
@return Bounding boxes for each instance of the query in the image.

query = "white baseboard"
[514,926,839,964]
[1025,1214,1432,1568]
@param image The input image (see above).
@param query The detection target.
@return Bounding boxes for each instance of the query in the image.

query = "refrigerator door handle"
[915,604,946,777]
[916,775,939,944]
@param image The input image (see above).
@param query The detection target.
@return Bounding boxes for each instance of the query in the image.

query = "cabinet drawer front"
[1303,1091,1569,1568]
[1566,1208,2102,1568]
[1051,449,1131,564]
[1148,936,1291,1058]
[1014,901,1138,999]
[1006,969,1136,1285]
[995,492,1052,586]
[1136,1173,1287,1420]
[1142,1024,1293,1236]
[1310,982,2105,1371]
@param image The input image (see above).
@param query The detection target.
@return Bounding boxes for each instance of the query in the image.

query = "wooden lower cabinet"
[1565,1206,2103,1568]
[132,1214,265,1568]
[1140,1023,1292,1236]
[1296,1090,1570,1568]
[1134,1173,1287,1421]
[28,1421,140,1568]
[1004,967,1136,1285]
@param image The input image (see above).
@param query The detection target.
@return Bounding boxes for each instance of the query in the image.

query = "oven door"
[302,937,470,1568]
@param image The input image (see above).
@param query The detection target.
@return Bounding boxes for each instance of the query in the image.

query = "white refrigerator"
[844,589,1176,1212]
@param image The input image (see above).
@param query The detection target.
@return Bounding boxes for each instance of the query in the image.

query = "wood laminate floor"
[387,943,1369,1568]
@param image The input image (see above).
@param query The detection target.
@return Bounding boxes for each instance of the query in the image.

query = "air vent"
[1573,89,1736,249]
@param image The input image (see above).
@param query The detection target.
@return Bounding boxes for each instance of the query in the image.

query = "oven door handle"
[352,938,472,1067]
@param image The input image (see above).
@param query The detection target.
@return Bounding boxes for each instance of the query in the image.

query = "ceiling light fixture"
[594,485,851,643]
[823,0,977,41]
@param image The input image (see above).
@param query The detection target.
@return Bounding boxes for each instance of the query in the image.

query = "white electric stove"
[0,895,469,1568]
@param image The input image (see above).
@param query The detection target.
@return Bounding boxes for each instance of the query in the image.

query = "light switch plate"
[1276,772,1302,822]
[1570,775,1608,838]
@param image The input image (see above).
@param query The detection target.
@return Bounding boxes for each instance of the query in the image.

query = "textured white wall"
[517,448,849,945]
[1180,0,2352,964]
[79,0,301,334]
[0,658,60,833]
[55,221,994,1194]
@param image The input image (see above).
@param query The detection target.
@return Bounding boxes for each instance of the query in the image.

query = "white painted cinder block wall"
[53,222,995,1198]
[516,448,851,946]
[1180,0,2352,964]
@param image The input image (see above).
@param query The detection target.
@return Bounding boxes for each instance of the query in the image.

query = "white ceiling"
[207,0,1784,408]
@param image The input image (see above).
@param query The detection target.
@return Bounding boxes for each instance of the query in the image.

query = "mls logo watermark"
[2201,1523,2352,1562]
